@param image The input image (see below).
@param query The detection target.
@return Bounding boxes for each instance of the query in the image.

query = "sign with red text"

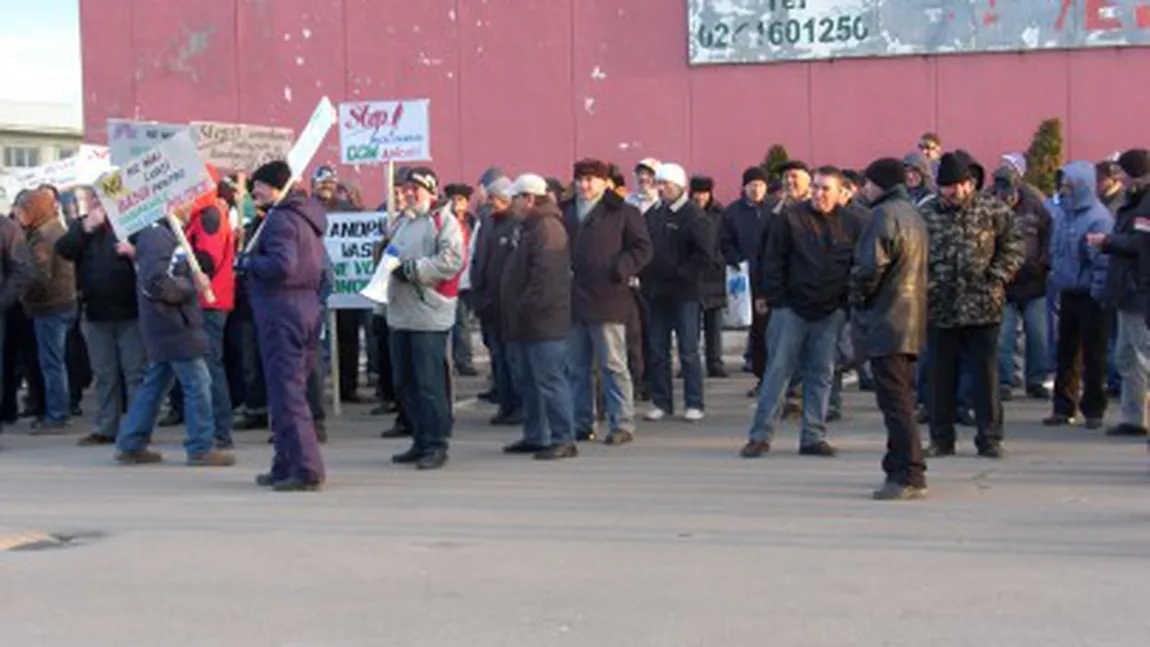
[338,99,431,165]
[93,132,215,239]
[690,0,1150,65]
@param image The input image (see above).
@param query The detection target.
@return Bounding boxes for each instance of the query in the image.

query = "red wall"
[80,0,1150,203]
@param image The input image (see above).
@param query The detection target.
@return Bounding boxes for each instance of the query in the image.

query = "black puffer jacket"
[850,186,928,359]
[55,220,138,322]
[1102,186,1150,313]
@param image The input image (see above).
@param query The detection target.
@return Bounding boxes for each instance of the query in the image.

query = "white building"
[0,100,84,210]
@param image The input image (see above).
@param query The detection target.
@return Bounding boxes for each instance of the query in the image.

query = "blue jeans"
[390,330,452,452]
[998,297,1051,390]
[489,334,522,416]
[202,310,234,445]
[646,297,703,413]
[748,308,844,445]
[116,359,214,457]
[511,340,574,446]
[451,297,475,369]
[34,310,76,424]
[829,318,853,414]
[568,322,635,434]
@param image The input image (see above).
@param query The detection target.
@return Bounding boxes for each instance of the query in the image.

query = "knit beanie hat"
[742,166,769,187]
[935,153,972,188]
[654,163,687,189]
[863,158,907,191]
[252,161,293,191]
[1118,149,1150,180]
[690,176,715,194]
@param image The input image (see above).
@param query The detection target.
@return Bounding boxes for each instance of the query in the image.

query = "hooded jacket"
[248,191,329,307]
[1004,186,1053,305]
[1049,161,1113,300]
[561,190,653,324]
[1101,184,1150,312]
[20,192,76,318]
[134,222,207,363]
[385,203,466,332]
[922,191,1024,329]
[55,219,138,322]
[903,152,937,206]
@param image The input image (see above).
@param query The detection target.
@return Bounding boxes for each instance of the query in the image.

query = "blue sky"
[0,0,82,107]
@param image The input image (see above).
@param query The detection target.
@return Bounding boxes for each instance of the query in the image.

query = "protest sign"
[191,122,294,172]
[1,146,113,196]
[339,99,431,165]
[288,96,338,179]
[324,212,387,309]
[108,119,187,166]
[93,131,214,240]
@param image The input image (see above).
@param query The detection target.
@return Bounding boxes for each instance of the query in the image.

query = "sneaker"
[683,408,705,422]
[116,449,163,465]
[604,430,634,446]
[872,481,927,501]
[187,450,236,467]
[739,440,770,458]
[799,441,838,457]
[644,408,667,422]
[1106,423,1149,437]
[535,443,578,461]
[77,433,115,447]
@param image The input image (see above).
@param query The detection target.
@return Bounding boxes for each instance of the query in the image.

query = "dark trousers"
[488,332,522,416]
[336,310,362,397]
[66,315,91,408]
[702,306,723,370]
[6,308,44,416]
[628,288,646,390]
[390,330,452,453]
[749,304,769,379]
[929,324,1002,449]
[872,355,926,488]
[1053,291,1110,419]
[241,318,267,414]
[372,314,396,402]
[223,311,246,408]
[258,303,324,483]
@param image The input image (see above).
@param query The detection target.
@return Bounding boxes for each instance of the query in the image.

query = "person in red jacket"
[184,165,236,449]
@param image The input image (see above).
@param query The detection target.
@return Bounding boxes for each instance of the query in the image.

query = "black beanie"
[936,153,972,188]
[252,161,293,191]
[742,166,769,187]
[863,158,908,191]
[690,175,715,193]
[1118,148,1150,180]
[954,150,985,190]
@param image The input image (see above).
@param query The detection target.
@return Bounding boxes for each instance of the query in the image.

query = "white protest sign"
[2,146,113,195]
[107,119,187,166]
[93,131,214,240]
[339,99,431,165]
[288,96,338,180]
[191,122,294,172]
[324,212,386,309]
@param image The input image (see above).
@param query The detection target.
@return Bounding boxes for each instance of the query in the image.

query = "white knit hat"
[512,173,548,197]
[654,162,687,189]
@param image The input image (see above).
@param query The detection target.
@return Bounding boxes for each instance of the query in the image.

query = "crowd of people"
[2,131,1149,501]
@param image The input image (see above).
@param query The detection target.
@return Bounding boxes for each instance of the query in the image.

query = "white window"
[3,147,41,168]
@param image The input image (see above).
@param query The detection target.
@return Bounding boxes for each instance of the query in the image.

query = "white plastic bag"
[722,262,753,329]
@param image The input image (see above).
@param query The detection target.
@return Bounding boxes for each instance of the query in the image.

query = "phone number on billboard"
[695,15,870,50]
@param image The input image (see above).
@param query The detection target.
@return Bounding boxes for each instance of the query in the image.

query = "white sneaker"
[684,408,705,422]
[644,408,667,422]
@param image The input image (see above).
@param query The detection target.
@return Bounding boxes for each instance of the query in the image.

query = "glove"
[392,259,417,284]
[234,255,253,276]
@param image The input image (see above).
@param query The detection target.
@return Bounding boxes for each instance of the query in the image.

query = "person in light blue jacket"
[1043,161,1114,429]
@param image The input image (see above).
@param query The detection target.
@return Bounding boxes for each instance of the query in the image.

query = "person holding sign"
[238,161,328,492]
[113,205,235,468]
[386,167,466,471]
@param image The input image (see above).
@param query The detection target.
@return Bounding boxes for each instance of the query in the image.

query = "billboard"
[689,0,1150,65]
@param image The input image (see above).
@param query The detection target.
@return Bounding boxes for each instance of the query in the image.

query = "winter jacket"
[1101,185,1150,313]
[134,222,207,363]
[923,192,1024,329]
[720,197,769,272]
[500,203,571,343]
[0,216,33,311]
[903,152,938,206]
[385,203,466,332]
[1005,188,1053,305]
[850,186,928,359]
[55,220,138,322]
[699,199,727,310]
[23,217,76,318]
[761,200,864,323]
[186,205,236,312]
[561,190,653,324]
[470,208,520,327]
[640,195,715,303]
[1049,161,1113,301]
[247,191,328,320]
[232,215,262,321]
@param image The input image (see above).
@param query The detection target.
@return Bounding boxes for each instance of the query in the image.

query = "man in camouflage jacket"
[922,152,1024,459]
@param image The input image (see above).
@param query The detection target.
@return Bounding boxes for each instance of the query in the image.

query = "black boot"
[416,448,448,470]
[391,446,423,464]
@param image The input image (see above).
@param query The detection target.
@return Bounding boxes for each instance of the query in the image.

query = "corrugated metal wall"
[81,0,1150,202]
